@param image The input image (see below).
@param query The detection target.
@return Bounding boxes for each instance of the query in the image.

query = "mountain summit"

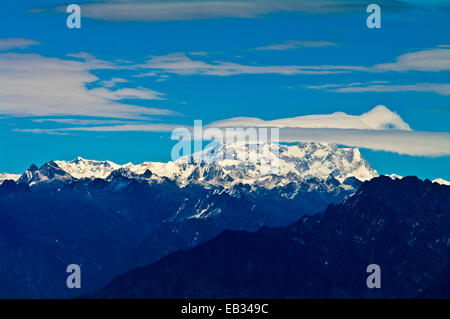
[1,143,446,298]
[0,142,379,297]
[14,142,378,188]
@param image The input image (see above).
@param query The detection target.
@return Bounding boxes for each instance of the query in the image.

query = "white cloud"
[15,123,180,133]
[32,118,130,125]
[276,127,450,156]
[90,87,166,100]
[52,1,382,22]
[138,47,450,78]
[0,38,40,51]
[207,105,450,156]
[16,105,450,156]
[334,83,450,95]
[100,77,129,88]
[66,51,122,70]
[307,81,389,89]
[208,106,450,156]
[189,51,208,56]
[253,40,337,51]
[308,82,450,95]
[0,52,173,118]
[210,105,412,130]
[140,53,364,76]
[373,48,450,72]
[207,105,449,156]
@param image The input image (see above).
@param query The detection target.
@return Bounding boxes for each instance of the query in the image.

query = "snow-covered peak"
[18,161,73,186]
[432,178,450,186]
[280,142,376,182]
[13,142,379,188]
[176,142,377,183]
[388,174,403,180]
[0,172,21,183]
[54,157,121,179]
[387,175,449,186]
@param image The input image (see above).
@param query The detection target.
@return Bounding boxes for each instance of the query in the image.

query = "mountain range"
[0,142,448,298]
[92,176,450,298]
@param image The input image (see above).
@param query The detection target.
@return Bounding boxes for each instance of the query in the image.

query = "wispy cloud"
[253,40,337,51]
[90,87,166,100]
[136,47,450,77]
[188,51,208,56]
[15,123,181,134]
[307,81,390,89]
[100,77,129,88]
[210,105,449,156]
[276,127,450,156]
[0,38,40,51]
[32,118,131,125]
[139,53,364,76]
[307,81,450,95]
[373,48,450,72]
[0,52,173,118]
[16,104,450,156]
[46,0,407,22]
[210,105,412,130]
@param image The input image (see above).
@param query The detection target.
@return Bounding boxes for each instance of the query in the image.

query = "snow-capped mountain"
[387,175,450,186]
[2,142,446,298]
[54,157,121,179]
[177,142,377,184]
[1,142,374,297]
[432,178,450,186]
[13,142,378,188]
[17,161,73,186]
[0,172,20,183]
[388,173,403,180]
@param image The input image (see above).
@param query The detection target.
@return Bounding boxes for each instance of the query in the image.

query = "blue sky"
[0,0,449,180]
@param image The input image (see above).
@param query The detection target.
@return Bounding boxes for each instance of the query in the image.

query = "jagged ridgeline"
[92,176,450,299]
[0,142,448,298]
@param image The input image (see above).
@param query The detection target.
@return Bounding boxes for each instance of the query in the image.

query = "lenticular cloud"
[210,105,411,131]
[209,106,450,156]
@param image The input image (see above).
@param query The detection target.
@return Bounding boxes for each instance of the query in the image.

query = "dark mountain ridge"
[0,162,357,297]
[92,176,450,298]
